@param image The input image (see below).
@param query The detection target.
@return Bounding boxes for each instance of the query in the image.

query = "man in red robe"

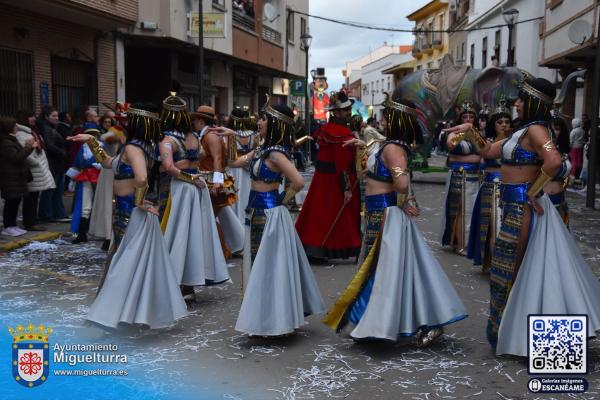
[296,91,362,262]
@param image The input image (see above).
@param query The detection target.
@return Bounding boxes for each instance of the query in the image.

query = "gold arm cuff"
[527,168,552,198]
[356,147,368,172]
[176,170,196,184]
[391,166,409,180]
[294,136,310,146]
[397,192,408,207]
[87,136,109,163]
[464,127,486,151]
[134,184,148,207]
[282,187,298,205]
[450,132,466,147]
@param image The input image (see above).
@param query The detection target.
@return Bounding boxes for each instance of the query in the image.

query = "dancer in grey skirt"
[69,103,187,329]
[158,96,230,302]
[448,77,600,356]
[324,94,467,345]
[235,98,326,337]
[89,127,124,251]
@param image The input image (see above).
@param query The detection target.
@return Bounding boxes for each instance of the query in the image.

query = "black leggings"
[22,191,40,227]
[3,197,22,228]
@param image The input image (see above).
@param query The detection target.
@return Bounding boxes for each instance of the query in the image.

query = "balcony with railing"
[432,31,443,49]
[412,47,422,58]
[232,9,256,32]
[262,24,282,45]
[422,36,434,54]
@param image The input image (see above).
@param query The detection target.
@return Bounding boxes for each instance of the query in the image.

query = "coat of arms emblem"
[9,323,52,388]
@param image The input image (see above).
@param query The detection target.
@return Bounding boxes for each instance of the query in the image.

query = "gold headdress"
[519,79,554,106]
[229,111,255,131]
[159,94,191,133]
[381,92,420,147]
[461,100,477,115]
[128,107,159,120]
[382,92,418,117]
[127,104,162,143]
[261,95,294,148]
[162,95,187,111]
[262,94,294,125]
[493,98,510,116]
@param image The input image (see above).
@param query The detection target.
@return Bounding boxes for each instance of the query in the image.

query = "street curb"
[0,232,63,252]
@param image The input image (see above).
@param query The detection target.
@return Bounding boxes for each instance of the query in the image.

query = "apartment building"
[126,0,309,115]
[407,0,450,71]
[0,0,138,116]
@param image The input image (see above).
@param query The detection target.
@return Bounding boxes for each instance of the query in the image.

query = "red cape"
[295,122,361,259]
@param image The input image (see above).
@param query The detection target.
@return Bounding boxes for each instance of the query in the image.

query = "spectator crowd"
[0,106,118,237]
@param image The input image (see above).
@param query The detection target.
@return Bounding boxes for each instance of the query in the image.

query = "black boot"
[72,218,89,244]
[101,239,111,251]
[181,285,196,302]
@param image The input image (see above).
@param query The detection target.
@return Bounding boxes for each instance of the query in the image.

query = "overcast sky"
[308,0,431,91]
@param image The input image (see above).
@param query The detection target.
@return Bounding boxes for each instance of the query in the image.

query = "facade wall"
[67,0,138,21]
[541,0,598,64]
[285,0,309,77]
[135,0,233,55]
[540,0,599,120]
[465,0,553,81]
[408,0,450,70]
[362,52,413,118]
[97,36,116,112]
[447,0,470,65]
[344,45,396,81]
[233,28,260,64]
[132,0,306,115]
[0,5,118,115]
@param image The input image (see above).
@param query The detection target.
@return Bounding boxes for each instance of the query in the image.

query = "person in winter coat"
[0,117,38,236]
[569,118,586,179]
[38,106,69,222]
[15,110,56,231]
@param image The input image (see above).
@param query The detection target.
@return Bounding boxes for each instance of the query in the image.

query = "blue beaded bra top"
[164,131,185,162]
[501,122,545,166]
[113,140,155,180]
[249,145,291,184]
[367,140,411,183]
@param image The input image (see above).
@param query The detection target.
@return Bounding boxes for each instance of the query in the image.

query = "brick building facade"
[0,0,137,117]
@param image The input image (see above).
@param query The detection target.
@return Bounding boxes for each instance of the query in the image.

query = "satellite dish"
[263,2,279,22]
[568,19,592,45]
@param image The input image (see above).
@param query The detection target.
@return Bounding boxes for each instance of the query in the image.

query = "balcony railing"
[422,39,434,53]
[432,32,443,49]
[262,25,282,45]
[232,9,255,32]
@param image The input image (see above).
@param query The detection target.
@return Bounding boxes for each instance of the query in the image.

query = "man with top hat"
[295,91,362,262]
[312,68,330,122]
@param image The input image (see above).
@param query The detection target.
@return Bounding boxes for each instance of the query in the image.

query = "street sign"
[188,12,226,38]
[290,79,306,96]
[39,81,49,107]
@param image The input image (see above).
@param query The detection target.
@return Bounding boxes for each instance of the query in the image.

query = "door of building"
[0,48,33,117]
[51,57,96,116]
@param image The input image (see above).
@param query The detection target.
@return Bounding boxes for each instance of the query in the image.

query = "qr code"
[528,315,587,374]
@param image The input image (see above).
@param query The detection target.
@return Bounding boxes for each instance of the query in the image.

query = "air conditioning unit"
[140,21,158,31]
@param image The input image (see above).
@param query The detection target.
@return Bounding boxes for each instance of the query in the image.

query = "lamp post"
[197,0,204,105]
[370,89,375,117]
[587,10,600,208]
[502,8,519,67]
[301,31,313,163]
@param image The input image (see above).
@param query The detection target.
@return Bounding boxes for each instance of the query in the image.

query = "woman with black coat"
[0,117,37,236]
[38,106,69,222]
